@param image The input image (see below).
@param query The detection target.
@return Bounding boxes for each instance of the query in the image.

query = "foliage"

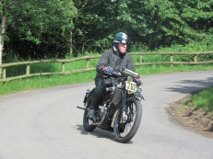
[0,0,212,60]
[3,0,77,59]
[71,0,213,52]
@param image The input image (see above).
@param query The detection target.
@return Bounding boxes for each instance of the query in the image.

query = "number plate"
[125,81,137,94]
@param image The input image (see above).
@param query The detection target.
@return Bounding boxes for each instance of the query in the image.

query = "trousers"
[90,76,107,109]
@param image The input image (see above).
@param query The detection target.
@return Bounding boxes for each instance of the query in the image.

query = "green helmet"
[114,32,128,44]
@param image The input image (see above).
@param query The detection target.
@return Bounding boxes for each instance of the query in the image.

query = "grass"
[137,64,213,75]
[184,87,213,114]
[0,72,96,95]
[190,87,213,112]
[1,64,212,95]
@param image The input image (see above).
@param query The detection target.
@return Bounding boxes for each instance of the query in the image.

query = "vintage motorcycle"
[77,68,144,143]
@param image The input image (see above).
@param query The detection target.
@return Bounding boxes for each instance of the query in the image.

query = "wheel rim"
[86,117,93,125]
[85,109,94,125]
[115,102,137,138]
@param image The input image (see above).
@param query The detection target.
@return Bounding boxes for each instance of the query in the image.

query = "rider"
[89,32,141,117]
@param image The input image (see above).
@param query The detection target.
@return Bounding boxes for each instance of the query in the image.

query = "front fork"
[111,90,129,128]
[120,91,128,122]
[121,90,127,112]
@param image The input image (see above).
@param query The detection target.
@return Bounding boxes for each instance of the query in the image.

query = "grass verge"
[0,64,212,95]
[0,72,96,95]
[185,87,213,112]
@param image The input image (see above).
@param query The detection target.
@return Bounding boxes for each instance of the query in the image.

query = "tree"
[1,0,212,60]
[173,0,213,35]
[73,0,213,51]
[5,0,77,59]
[0,0,7,77]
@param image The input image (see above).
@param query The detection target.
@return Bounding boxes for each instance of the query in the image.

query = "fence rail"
[0,52,212,82]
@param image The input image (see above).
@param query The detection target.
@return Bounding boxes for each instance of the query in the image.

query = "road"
[0,71,213,159]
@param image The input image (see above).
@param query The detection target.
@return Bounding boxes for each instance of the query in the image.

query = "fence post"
[86,59,90,69]
[2,68,6,80]
[61,62,65,74]
[170,54,174,67]
[194,55,198,63]
[0,67,2,79]
[26,64,30,76]
[140,55,143,63]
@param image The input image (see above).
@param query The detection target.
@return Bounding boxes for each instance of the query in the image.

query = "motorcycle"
[77,68,144,143]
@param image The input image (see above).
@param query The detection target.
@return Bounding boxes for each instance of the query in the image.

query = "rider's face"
[118,43,127,54]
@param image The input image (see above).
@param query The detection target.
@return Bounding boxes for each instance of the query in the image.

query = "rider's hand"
[102,66,114,75]
[134,76,142,86]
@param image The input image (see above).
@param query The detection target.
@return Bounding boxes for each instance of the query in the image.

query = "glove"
[102,66,114,75]
[134,76,142,86]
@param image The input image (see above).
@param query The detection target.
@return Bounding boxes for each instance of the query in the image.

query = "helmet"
[114,32,128,44]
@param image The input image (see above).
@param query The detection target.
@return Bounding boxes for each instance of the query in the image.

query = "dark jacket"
[96,47,135,77]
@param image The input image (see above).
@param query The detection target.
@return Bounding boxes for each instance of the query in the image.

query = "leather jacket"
[96,47,135,77]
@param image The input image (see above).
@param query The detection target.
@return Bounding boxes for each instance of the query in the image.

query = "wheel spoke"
[117,102,137,138]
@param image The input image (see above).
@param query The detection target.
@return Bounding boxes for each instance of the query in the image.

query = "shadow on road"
[75,124,133,144]
[166,77,213,94]
[76,124,115,141]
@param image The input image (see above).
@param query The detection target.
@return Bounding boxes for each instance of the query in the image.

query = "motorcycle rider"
[89,32,141,118]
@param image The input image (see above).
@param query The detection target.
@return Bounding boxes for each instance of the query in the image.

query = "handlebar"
[122,68,139,78]
[111,68,139,78]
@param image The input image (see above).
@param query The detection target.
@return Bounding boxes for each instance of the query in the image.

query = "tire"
[83,89,96,132]
[83,108,96,131]
[113,97,142,143]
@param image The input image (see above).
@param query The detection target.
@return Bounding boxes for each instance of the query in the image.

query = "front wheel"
[113,97,142,143]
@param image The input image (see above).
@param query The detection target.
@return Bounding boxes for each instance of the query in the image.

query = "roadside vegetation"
[0,64,212,95]
[1,0,213,62]
[0,42,212,95]
[168,87,213,136]
[186,87,213,113]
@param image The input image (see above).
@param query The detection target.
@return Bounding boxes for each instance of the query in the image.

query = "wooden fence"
[0,52,212,82]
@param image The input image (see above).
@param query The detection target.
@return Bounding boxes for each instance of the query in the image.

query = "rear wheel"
[83,108,96,131]
[83,89,96,131]
[113,97,142,143]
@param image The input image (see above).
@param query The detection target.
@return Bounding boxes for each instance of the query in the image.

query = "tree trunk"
[69,30,73,57]
[0,0,7,78]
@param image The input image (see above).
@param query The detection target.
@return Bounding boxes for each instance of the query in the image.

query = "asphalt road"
[0,71,213,159]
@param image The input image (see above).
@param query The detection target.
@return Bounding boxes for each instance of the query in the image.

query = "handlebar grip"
[122,69,139,78]
[106,86,115,92]
[112,71,122,77]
